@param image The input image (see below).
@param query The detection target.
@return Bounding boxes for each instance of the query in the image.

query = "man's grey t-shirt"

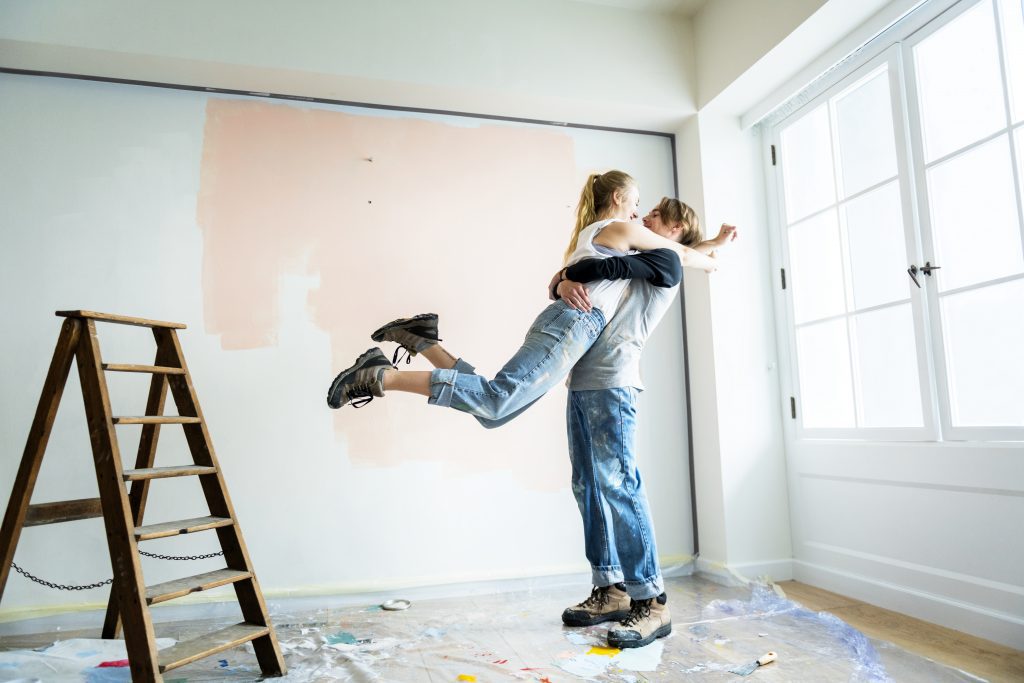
[567,278,680,391]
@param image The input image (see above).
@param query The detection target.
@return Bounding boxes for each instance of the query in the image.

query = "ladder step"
[158,622,269,673]
[136,516,233,541]
[55,310,186,329]
[113,416,202,425]
[146,568,252,605]
[103,363,186,375]
[123,465,217,481]
[24,497,104,527]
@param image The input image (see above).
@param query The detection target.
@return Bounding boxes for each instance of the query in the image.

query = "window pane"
[914,1,1006,161]
[789,209,846,323]
[843,181,911,309]
[940,279,1024,426]
[781,104,836,223]
[797,319,856,428]
[834,68,899,197]
[851,304,924,428]
[926,135,1023,292]
[999,0,1024,123]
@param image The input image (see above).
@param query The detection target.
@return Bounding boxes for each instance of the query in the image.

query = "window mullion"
[826,96,862,429]
[900,33,954,441]
[991,0,1024,266]
[887,45,943,441]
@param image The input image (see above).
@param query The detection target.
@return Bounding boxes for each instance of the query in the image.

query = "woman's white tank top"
[564,218,633,320]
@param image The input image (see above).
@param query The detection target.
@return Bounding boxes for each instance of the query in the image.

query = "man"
[553,199,736,648]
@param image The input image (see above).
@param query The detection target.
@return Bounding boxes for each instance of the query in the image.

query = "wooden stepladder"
[0,311,286,682]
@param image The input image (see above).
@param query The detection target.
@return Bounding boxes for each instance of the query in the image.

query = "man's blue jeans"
[428,301,605,428]
[567,387,664,600]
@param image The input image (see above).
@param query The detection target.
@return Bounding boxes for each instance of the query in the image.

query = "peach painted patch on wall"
[197,98,580,488]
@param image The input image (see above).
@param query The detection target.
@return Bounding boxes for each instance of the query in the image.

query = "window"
[769,0,1024,441]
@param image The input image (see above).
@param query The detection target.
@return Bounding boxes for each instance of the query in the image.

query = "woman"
[326,171,718,423]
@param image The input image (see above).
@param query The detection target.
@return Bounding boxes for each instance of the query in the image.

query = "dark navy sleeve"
[564,248,682,288]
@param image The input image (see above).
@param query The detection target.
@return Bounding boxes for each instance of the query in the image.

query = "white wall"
[675,116,731,565]
[0,0,695,132]
[784,442,1024,649]
[675,108,795,587]
[0,73,690,615]
[692,0,829,107]
[694,0,904,114]
[693,110,792,577]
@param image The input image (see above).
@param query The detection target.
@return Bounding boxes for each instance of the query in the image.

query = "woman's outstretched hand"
[557,279,593,312]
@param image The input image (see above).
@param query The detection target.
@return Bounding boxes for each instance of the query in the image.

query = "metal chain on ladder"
[10,548,225,591]
[138,549,224,561]
[10,562,113,591]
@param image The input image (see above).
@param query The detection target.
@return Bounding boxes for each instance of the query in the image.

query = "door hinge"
[790,396,797,419]
[781,268,787,290]
[771,144,777,166]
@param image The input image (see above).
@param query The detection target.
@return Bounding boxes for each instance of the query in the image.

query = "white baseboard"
[660,554,697,579]
[694,557,794,586]
[728,558,795,582]
[794,559,1024,650]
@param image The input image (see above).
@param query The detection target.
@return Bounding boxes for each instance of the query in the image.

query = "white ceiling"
[568,0,710,17]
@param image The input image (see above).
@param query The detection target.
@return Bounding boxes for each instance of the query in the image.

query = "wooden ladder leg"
[221,533,287,674]
[0,319,81,603]
[158,328,286,676]
[77,320,163,682]
[102,330,172,639]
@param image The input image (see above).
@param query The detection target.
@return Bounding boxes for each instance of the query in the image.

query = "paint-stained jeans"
[567,387,664,600]
[428,300,606,428]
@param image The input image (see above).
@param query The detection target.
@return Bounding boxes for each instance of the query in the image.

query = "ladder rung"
[123,465,217,481]
[113,416,202,425]
[55,310,186,329]
[146,569,252,605]
[24,497,104,527]
[136,516,233,541]
[158,622,269,673]
[103,363,186,375]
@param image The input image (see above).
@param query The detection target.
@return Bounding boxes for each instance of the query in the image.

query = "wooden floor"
[778,581,1024,683]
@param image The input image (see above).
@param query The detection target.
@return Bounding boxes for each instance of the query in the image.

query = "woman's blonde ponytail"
[564,173,601,263]
[563,170,635,264]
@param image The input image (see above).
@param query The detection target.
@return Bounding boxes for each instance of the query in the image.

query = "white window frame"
[902,0,1024,441]
[763,0,1024,443]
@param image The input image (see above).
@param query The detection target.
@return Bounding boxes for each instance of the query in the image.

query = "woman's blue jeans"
[567,387,664,600]
[428,300,605,428]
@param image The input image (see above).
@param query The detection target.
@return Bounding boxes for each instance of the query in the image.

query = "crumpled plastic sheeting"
[0,637,175,683]
[704,584,889,682]
[262,582,979,682]
[280,632,404,682]
[0,578,991,682]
